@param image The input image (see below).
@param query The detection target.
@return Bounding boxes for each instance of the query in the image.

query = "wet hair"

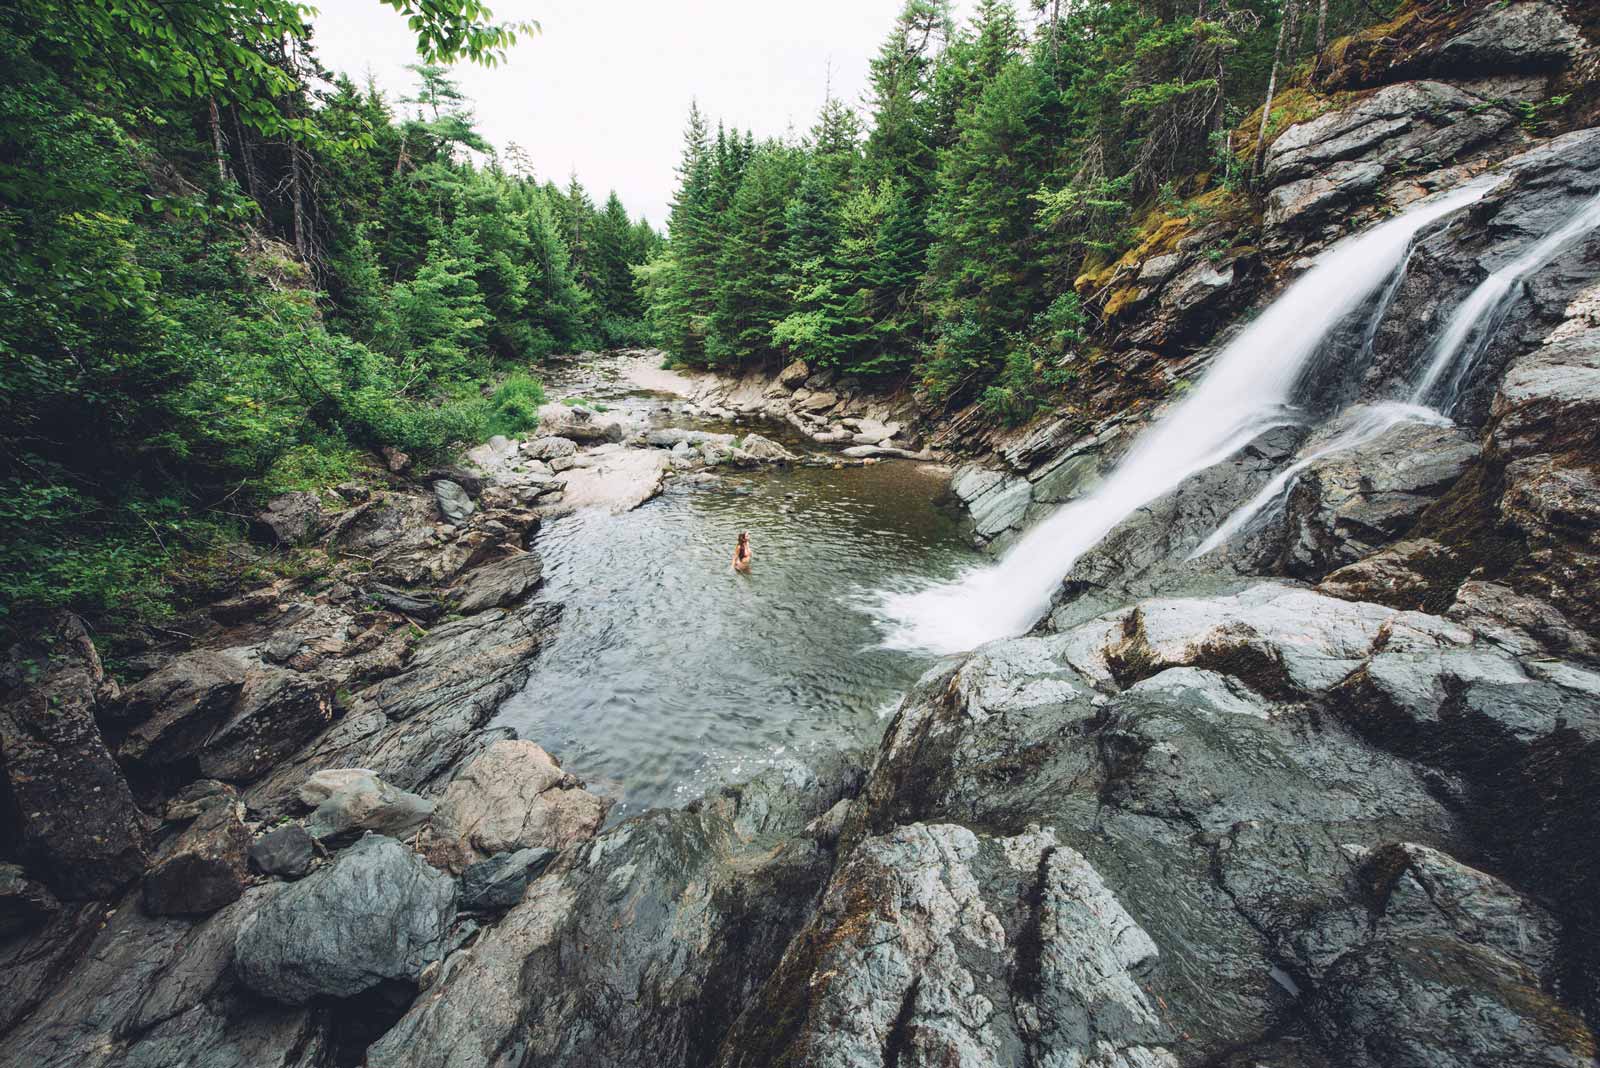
[736,531,749,550]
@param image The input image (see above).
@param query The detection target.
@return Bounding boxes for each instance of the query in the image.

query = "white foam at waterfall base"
[873,180,1496,656]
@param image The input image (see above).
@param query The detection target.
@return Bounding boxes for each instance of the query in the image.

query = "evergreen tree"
[706,143,801,366]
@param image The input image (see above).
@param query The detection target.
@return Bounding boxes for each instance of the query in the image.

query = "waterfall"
[1188,184,1600,562]
[1409,188,1600,412]
[1186,401,1450,560]
[874,181,1495,655]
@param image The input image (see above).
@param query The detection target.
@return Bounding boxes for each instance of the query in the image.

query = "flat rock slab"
[550,447,669,513]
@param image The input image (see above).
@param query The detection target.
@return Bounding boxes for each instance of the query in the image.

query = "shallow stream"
[493,360,978,819]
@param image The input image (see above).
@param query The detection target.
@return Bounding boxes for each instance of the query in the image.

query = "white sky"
[310,0,970,227]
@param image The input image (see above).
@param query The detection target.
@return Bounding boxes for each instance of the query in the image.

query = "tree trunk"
[1313,0,1330,76]
[231,106,259,203]
[1253,0,1295,180]
[207,97,228,183]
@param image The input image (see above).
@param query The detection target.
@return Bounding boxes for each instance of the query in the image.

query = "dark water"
[493,460,977,819]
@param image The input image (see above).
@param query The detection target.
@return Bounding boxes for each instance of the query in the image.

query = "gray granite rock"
[234,834,457,1005]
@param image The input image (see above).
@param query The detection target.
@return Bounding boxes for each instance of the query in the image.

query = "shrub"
[484,373,547,437]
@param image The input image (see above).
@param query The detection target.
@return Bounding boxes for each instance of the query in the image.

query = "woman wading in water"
[732,531,752,573]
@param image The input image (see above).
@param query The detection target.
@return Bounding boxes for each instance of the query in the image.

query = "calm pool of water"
[493,459,977,819]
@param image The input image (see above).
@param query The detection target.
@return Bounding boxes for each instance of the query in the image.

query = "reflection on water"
[493,461,976,820]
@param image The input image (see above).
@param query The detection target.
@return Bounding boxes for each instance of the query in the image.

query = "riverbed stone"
[250,492,325,547]
[302,769,434,843]
[234,834,457,1005]
[523,435,578,461]
[249,824,315,879]
[777,358,810,388]
[424,740,606,872]
[143,801,252,916]
[0,612,149,899]
[433,479,476,525]
[459,847,555,913]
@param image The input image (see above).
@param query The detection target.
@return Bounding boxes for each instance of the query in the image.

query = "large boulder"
[776,358,810,389]
[249,824,316,879]
[432,479,476,525]
[234,834,457,1005]
[0,613,148,899]
[522,435,578,462]
[420,465,483,498]
[250,492,325,547]
[538,403,624,444]
[195,665,335,784]
[114,648,247,769]
[300,768,434,843]
[448,552,544,614]
[142,801,252,916]
[423,740,607,872]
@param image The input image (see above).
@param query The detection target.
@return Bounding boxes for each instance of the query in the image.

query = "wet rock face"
[807,580,1600,1066]
[1307,843,1592,1068]
[721,823,1176,1068]
[1361,129,1600,424]
[0,612,148,899]
[1049,423,1302,626]
[1281,418,1480,578]
[234,834,457,1005]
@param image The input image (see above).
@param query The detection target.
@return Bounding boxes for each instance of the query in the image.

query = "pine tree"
[706,142,801,366]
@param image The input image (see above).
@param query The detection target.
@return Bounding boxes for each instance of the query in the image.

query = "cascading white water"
[1410,188,1600,411]
[1187,401,1450,560]
[1188,184,1600,561]
[875,180,1495,655]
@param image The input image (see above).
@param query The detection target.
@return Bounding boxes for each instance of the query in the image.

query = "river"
[492,357,979,819]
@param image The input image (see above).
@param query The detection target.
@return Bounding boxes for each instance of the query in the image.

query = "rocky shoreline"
[4,2,1600,1066]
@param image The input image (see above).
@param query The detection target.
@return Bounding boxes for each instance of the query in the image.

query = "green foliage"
[640,0,1367,410]
[484,373,547,437]
[0,0,650,627]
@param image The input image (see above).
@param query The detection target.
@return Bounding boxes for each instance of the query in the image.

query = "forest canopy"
[0,0,658,625]
[643,0,1380,418]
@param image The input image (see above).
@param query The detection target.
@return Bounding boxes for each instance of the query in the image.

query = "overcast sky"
[311,0,973,227]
